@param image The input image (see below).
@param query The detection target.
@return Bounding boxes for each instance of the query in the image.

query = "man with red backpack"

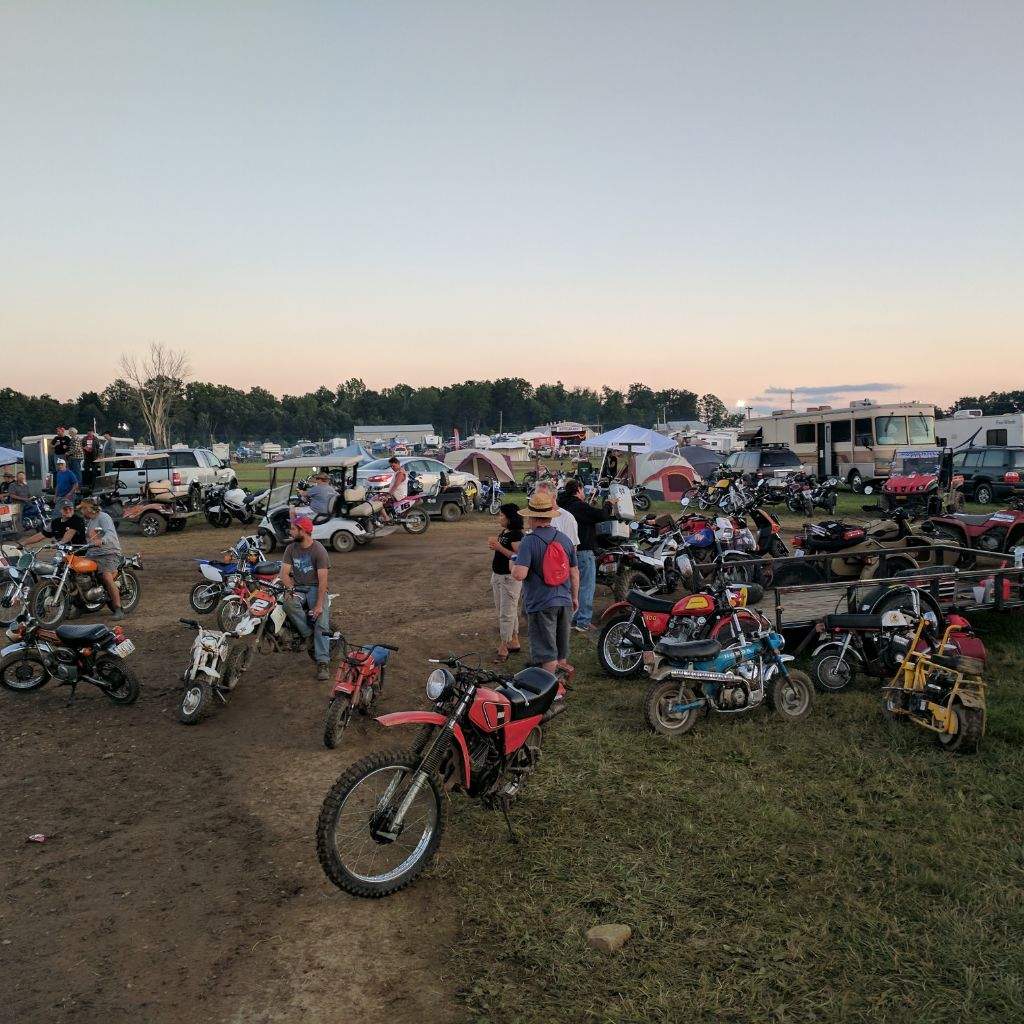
[511,491,580,675]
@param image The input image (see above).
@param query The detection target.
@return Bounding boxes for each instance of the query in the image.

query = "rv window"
[982,449,1007,469]
[874,416,908,446]
[831,420,852,443]
[794,423,815,444]
[907,414,935,444]
[854,418,873,446]
[986,429,1008,446]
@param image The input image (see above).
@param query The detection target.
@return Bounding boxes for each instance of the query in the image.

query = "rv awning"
[737,427,763,444]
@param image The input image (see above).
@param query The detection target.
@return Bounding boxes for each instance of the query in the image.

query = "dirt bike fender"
[599,601,631,624]
[953,691,986,712]
[1,641,30,660]
[376,711,472,787]
[811,640,865,664]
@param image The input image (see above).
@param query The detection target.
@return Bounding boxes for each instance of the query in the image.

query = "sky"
[1,1,1021,413]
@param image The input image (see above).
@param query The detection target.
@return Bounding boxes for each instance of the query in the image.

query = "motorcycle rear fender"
[952,690,986,712]
[810,640,866,664]
[599,601,632,624]
[376,711,471,787]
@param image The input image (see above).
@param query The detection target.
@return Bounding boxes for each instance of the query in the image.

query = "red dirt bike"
[316,654,567,898]
[322,635,399,748]
[597,580,767,679]
[923,491,1024,556]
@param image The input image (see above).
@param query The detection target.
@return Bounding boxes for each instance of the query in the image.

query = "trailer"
[934,410,1024,450]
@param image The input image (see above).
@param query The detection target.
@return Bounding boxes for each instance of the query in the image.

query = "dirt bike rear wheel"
[323,694,353,749]
[644,680,699,737]
[936,702,983,754]
[316,750,445,898]
[95,656,140,705]
[401,510,429,535]
[118,571,141,613]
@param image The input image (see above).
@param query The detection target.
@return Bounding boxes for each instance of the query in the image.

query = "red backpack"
[538,528,570,586]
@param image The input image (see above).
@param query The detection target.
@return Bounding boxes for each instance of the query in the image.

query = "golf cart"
[256,454,396,554]
[93,453,198,537]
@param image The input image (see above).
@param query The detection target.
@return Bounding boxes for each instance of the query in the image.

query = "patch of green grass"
[444,615,1024,1023]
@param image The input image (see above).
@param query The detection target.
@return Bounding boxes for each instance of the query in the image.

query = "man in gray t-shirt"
[299,473,338,517]
[281,515,333,680]
[78,498,125,619]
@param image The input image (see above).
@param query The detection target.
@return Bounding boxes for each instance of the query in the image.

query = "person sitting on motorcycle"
[78,496,124,620]
[378,456,408,523]
[298,473,338,520]
[280,515,333,682]
[22,498,88,547]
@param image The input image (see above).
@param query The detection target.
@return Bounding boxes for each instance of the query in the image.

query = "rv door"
[816,422,833,477]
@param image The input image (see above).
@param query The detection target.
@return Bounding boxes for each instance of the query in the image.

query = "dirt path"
[1,514,507,1024]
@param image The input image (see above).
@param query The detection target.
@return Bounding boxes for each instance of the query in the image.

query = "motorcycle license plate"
[793,548,805,558]
[113,639,136,658]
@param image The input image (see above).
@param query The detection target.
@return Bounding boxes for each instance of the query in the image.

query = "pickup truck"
[95,448,236,507]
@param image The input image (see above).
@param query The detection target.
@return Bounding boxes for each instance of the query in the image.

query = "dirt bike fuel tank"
[69,555,98,573]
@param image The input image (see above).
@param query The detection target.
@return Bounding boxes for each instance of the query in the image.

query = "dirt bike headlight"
[426,668,453,701]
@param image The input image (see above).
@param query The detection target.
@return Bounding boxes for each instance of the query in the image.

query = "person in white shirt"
[534,481,579,547]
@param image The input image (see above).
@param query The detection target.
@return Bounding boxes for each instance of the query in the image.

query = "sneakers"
[572,624,592,634]
[316,662,330,682]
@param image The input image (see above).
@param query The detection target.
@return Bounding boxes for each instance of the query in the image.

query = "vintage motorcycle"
[642,582,813,736]
[1,611,139,703]
[29,543,142,627]
[1,547,56,626]
[316,653,567,898]
[322,633,399,749]
[374,492,430,535]
[598,579,767,679]
[476,479,505,514]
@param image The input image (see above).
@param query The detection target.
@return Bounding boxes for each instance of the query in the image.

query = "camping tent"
[580,424,677,454]
[678,444,723,480]
[444,449,517,483]
[631,450,698,501]
[488,440,531,463]
[329,441,372,464]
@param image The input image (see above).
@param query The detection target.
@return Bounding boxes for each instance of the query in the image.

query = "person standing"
[52,426,71,473]
[558,478,610,633]
[510,492,579,676]
[78,496,124,619]
[54,458,80,502]
[101,431,117,459]
[67,428,85,483]
[82,430,99,489]
[487,503,524,662]
[280,515,333,681]
[534,480,579,549]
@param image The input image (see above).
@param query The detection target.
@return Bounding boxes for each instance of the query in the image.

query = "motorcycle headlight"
[426,668,453,701]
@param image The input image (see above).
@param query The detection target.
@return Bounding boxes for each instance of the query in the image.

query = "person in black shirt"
[487,503,524,661]
[558,478,610,632]
[51,427,72,468]
[23,499,88,546]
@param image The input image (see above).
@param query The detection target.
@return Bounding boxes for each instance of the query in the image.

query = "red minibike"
[316,654,566,898]
[322,634,399,749]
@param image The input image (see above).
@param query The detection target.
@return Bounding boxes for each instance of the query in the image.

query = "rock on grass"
[586,924,632,953]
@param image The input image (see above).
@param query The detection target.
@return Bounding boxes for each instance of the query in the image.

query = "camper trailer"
[21,433,134,497]
[935,410,1024,450]
[741,400,936,492]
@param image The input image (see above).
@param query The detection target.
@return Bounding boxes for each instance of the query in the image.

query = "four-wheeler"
[323,634,399,749]
[923,492,1024,554]
[316,653,567,897]
[93,453,197,537]
[1,611,139,703]
[29,543,142,627]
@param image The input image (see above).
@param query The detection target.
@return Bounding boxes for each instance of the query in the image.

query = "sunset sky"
[2,2,1021,413]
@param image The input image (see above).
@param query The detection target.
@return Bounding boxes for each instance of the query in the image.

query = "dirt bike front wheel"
[179,681,211,724]
[323,694,353,749]
[316,750,445,898]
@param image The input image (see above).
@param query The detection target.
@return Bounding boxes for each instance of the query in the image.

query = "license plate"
[793,549,805,558]
[0,505,10,518]
[113,639,135,658]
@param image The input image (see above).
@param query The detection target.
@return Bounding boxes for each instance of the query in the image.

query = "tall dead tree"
[119,343,191,448]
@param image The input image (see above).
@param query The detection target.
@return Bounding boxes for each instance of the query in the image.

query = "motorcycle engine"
[84,585,106,603]
[720,685,748,709]
[53,649,79,682]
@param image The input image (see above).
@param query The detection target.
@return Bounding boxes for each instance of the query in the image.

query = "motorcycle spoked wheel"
[400,510,429,535]
[0,583,27,625]
[633,491,652,512]
[94,656,141,705]
[644,680,700,737]
[769,669,814,721]
[217,597,249,632]
[597,615,646,679]
[189,582,222,614]
[316,750,445,898]
[811,652,858,693]
[0,650,50,691]
[323,693,353,749]
[612,568,656,602]
[179,680,212,724]
[29,581,71,628]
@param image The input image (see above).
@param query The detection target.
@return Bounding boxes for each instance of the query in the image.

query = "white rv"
[934,410,1024,450]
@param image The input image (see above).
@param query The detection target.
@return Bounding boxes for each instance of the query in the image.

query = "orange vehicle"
[29,543,142,627]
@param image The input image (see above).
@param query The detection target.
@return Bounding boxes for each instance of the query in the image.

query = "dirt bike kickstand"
[500,804,519,845]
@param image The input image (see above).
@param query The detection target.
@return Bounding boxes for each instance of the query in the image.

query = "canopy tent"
[329,441,372,464]
[631,450,698,501]
[678,444,724,480]
[580,424,677,454]
[487,440,531,463]
[0,446,22,468]
[444,449,517,483]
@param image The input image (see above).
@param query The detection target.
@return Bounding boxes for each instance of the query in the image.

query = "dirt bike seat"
[250,561,281,575]
[56,623,114,645]
[654,637,722,661]
[498,667,559,721]
[627,590,675,613]
[822,613,883,631]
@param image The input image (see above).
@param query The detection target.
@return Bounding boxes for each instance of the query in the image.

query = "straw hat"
[524,492,559,519]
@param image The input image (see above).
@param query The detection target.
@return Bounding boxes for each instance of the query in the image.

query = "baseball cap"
[59,499,75,511]
[293,515,314,534]
[56,457,67,466]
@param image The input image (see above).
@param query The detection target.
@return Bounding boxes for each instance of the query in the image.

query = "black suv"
[951,446,1024,504]
[723,445,805,479]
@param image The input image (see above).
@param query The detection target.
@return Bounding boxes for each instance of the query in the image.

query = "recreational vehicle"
[21,433,134,497]
[934,410,1024,450]
[740,400,936,492]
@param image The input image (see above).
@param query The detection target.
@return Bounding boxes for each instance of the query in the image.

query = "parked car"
[951,447,1024,505]
[95,448,235,507]
[722,445,805,480]
[357,457,480,493]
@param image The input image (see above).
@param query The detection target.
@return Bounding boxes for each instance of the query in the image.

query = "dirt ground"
[1,513,518,1024]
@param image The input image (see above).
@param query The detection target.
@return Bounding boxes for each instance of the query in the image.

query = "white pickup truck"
[96,448,236,507]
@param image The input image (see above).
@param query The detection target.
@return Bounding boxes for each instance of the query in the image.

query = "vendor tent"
[487,440,531,463]
[0,446,22,469]
[580,424,677,454]
[329,441,372,463]
[632,450,698,501]
[444,449,516,483]
[679,445,723,480]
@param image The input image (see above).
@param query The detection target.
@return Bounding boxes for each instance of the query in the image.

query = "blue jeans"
[573,549,597,628]
[283,585,332,663]
[68,458,83,483]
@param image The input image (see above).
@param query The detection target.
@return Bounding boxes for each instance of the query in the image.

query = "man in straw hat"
[510,490,579,676]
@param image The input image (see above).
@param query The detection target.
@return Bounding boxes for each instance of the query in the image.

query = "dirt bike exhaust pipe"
[541,702,567,725]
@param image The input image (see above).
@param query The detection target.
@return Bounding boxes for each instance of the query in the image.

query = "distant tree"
[119,342,190,448]
[697,393,729,429]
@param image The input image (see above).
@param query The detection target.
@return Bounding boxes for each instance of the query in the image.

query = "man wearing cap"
[280,515,333,681]
[54,458,80,502]
[298,473,338,519]
[78,496,124,619]
[22,499,88,547]
[510,491,580,675]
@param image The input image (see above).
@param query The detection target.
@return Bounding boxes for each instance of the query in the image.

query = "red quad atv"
[923,477,1024,555]
[881,447,964,518]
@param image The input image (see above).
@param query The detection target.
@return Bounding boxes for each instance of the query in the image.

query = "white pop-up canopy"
[580,424,677,453]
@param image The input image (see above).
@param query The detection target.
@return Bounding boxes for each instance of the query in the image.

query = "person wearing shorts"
[79,497,124,619]
[511,491,579,675]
